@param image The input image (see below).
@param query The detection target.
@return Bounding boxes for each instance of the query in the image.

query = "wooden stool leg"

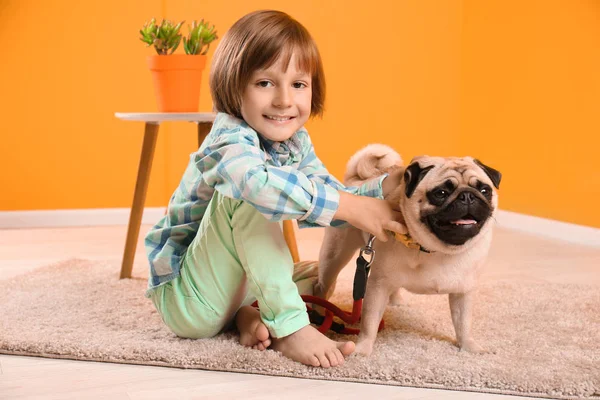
[120,122,160,279]
[197,122,212,148]
[283,220,300,263]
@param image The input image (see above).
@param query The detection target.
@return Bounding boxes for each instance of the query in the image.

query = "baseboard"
[0,208,166,229]
[1,207,599,248]
[495,210,600,247]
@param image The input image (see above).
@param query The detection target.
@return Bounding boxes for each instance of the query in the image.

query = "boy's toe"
[326,350,339,367]
[317,353,330,368]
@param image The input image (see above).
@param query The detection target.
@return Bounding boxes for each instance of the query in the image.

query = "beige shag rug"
[0,259,598,399]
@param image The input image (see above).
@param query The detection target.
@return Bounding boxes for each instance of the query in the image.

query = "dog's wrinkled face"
[401,156,501,250]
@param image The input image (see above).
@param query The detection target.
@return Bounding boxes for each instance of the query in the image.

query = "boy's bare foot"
[271,325,355,367]
[235,305,271,351]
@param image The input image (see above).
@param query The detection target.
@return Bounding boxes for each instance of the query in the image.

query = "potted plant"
[140,18,218,112]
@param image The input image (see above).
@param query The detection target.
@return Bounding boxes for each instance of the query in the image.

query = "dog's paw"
[355,340,375,356]
[458,340,487,354]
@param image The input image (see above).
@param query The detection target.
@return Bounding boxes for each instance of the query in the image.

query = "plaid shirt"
[145,113,386,291]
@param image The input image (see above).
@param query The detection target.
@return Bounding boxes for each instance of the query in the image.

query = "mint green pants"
[150,191,316,339]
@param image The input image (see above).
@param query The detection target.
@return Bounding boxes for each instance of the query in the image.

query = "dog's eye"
[479,185,492,195]
[434,190,448,199]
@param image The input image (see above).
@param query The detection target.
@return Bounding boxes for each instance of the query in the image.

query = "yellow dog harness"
[394,232,432,253]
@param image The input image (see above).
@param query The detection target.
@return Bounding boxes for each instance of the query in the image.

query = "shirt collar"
[259,134,303,156]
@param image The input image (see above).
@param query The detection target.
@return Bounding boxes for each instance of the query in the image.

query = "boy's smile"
[241,52,312,142]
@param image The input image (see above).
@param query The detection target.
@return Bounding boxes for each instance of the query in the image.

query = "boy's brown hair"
[209,10,325,118]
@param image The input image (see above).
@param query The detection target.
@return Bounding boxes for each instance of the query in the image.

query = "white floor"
[2,224,597,400]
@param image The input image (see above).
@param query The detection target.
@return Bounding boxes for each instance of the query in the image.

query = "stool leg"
[197,122,212,148]
[283,220,300,263]
[120,122,160,279]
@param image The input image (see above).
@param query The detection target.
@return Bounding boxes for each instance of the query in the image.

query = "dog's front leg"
[315,227,363,299]
[355,280,390,356]
[448,292,485,353]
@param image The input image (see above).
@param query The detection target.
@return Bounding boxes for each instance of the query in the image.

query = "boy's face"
[241,52,312,142]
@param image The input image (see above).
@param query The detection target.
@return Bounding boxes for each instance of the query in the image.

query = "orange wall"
[460,0,600,227]
[1,1,598,228]
[1,0,166,210]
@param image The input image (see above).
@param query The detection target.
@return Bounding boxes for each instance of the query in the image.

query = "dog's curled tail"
[343,144,403,185]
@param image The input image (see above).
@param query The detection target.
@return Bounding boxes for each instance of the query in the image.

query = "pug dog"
[315,144,501,355]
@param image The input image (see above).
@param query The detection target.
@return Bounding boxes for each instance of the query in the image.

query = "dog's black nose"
[458,191,475,204]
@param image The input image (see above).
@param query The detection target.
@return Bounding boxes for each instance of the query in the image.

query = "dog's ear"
[474,159,502,189]
[403,162,434,198]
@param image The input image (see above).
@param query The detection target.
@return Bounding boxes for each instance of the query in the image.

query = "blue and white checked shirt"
[144,113,386,292]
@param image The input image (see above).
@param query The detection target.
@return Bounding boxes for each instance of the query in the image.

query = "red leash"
[253,235,384,335]
[302,295,385,335]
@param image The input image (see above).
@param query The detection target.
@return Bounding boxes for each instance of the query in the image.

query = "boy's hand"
[334,191,407,242]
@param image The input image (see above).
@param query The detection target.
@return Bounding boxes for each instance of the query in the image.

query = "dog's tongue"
[451,219,477,225]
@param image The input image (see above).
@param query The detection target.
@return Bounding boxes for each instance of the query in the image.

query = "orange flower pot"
[147,54,207,112]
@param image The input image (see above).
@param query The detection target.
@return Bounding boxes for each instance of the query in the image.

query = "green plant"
[139,18,184,55]
[183,20,218,55]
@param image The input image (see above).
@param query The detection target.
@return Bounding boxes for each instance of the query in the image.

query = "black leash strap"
[352,235,376,301]
[308,309,347,333]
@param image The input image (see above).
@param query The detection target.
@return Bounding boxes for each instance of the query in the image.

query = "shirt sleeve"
[195,126,341,227]
[296,140,387,228]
